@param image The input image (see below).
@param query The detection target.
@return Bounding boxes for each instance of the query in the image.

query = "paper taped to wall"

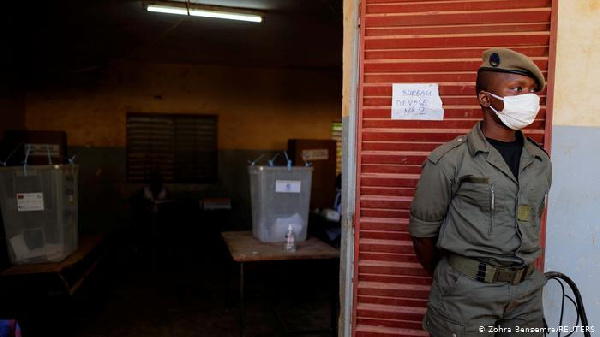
[301,149,329,161]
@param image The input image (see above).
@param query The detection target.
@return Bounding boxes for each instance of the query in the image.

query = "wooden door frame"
[340,0,361,336]
[538,0,560,272]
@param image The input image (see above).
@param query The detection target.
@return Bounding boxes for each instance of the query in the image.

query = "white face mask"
[485,92,541,130]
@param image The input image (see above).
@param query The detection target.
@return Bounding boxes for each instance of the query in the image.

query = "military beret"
[478,47,546,91]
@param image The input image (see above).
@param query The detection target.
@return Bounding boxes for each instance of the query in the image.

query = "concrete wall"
[23,62,341,233]
[25,62,341,149]
[544,0,600,329]
[0,82,25,141]
[0,22,25,269]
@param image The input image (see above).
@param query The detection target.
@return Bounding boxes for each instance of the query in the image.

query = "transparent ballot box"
[248,166,313,242]
[0,165,78,265]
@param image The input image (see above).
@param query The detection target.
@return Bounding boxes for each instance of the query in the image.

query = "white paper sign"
[392,83,444,120]
[301,149,329,161]
[17,193,45,212]
[275,180,301,193]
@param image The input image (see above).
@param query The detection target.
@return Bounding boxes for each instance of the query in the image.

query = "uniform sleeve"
[541,157,552,213]
[408,158,455,238]
[547,158,552,189]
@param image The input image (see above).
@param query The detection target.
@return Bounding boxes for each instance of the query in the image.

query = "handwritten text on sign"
[391,83,444,120]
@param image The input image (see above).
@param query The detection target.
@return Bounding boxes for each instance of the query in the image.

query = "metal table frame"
[221,231,340,337]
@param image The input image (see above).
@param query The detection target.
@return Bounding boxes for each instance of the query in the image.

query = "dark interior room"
[0,1,343,336]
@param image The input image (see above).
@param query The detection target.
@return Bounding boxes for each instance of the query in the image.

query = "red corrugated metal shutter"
[354,1,556,336]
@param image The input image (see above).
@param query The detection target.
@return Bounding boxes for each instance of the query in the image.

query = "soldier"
[409,48,552,336]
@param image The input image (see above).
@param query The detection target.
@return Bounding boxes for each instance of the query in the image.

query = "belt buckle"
[511,267,526,285]
[492,266,517,284]
[512,269,523,285]
[492,266,510,283]
[475,262,487,282]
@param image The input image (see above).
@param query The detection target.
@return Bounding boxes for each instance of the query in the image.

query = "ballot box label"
[275,180,301,193]
[17,193,45,212]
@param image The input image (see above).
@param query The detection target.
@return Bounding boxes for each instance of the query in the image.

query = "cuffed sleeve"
[409,216,444,237]
[408,158,455,238]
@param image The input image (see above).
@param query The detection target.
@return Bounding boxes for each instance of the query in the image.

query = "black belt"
[448,254,534,285]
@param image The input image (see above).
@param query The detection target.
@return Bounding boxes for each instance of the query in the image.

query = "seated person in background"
[143,171,169,213]
[131,171,174,263]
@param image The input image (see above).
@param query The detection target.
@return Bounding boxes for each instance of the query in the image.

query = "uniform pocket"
[456,176,492,235]
[518,183,548,253]
[424,308,465,337]
[522,182,549,223]
[457,178,490,212]
[434,258,463,297]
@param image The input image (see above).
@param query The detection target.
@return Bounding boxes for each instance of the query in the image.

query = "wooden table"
[0,235,104,296]
[221,231,340,336]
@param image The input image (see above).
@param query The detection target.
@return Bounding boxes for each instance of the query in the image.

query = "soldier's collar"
[467,121,544,160]
[467,122,491,156]
[522,136,547,160]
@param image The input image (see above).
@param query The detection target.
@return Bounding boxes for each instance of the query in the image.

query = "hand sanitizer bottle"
[284,224,296,253]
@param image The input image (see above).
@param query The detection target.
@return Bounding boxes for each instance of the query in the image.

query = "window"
[126,113,218,183]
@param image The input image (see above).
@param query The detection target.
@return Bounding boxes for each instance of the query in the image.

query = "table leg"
[225,257,232,312]
[239,262,244,337]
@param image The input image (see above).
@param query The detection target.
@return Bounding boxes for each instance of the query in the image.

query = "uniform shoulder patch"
[427,135,467,164]
[526,137,550,158]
